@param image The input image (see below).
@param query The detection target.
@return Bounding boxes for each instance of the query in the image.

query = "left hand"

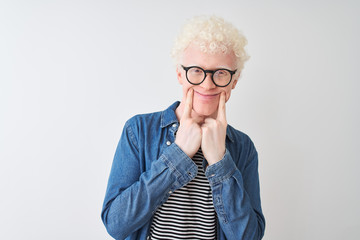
[201,92,227,165]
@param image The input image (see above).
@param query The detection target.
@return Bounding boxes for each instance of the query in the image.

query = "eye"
[215,70,229,77]
[189,67,203,75]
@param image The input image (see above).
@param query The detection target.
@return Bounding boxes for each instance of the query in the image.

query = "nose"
[201,73,216,90]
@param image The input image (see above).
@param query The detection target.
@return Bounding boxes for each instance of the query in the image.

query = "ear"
[231,78,238,89]
[176,65,183,85]
[231,72,241,89]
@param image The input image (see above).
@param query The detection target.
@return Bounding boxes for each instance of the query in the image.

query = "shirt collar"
[225,125,234,143]
[160,101,180,128]
[160,101,234,143]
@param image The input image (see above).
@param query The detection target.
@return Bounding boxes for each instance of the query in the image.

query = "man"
[101,16,265,240]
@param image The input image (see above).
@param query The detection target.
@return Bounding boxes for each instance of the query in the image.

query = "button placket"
[165,122,178,147]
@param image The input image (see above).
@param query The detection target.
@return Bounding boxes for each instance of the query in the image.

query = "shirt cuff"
[161,143,198,185]
[205,149,237,186]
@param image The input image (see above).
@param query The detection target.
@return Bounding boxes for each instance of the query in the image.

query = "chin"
[193,104,217,117]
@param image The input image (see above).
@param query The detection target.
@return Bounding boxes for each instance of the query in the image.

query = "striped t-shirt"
[149,149,217,239]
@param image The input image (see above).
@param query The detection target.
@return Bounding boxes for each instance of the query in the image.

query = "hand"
[201,92,227,165]
[175,89,202,158]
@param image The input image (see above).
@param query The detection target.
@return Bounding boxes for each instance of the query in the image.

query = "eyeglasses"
[181,65,237,87]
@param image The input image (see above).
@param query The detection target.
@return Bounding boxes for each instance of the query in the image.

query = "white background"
[1,0,359,239]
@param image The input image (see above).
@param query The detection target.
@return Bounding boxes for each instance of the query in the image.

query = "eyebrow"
[185,64,234,70]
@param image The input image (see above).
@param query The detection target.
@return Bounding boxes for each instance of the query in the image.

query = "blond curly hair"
[171,15,250,72]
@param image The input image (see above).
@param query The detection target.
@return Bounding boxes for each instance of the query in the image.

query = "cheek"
[224,89,232,102]
[182,84,192,93]
[181,82,194,99]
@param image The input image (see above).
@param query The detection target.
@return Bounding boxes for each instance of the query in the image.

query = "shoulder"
[125,101,180,133]
[125,110,163,132]
[226,124,258,167]
[227,124,255,148]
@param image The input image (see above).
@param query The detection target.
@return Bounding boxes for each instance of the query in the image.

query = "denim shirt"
[101,102,265,240]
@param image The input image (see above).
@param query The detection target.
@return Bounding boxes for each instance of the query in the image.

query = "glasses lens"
[187,67,205,84]
[213,69,231,86]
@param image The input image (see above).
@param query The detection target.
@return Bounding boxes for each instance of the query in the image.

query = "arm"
[101,120,197,240]
[198,91,265,239]
[205,144,265,240]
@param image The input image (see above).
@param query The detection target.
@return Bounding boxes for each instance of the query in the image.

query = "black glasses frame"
[181,65,237,87]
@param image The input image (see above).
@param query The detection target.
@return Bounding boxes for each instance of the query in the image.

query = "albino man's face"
[177,43,240,118]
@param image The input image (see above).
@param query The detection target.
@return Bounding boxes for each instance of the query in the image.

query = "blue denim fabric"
[101,102,265,240]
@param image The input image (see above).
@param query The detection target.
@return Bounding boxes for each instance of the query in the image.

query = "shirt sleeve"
[101,120,197,240]
[205,144,266,240]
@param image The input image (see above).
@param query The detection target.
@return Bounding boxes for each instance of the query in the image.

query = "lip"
[194,90,220,100]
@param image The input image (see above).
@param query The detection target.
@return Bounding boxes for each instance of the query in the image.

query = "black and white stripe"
[149,149,217,239]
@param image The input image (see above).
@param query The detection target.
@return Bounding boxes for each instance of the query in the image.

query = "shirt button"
[172,124,177,128]
[168,190,172,194]
[166,141,171,146]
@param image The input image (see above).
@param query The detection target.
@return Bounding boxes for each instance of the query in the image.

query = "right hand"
[175,88,202,158]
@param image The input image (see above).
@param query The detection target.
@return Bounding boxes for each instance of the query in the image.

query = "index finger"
[183,88,193,119]
[217,92,226,122]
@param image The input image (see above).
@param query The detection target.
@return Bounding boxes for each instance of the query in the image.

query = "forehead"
[181,43,237,69]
